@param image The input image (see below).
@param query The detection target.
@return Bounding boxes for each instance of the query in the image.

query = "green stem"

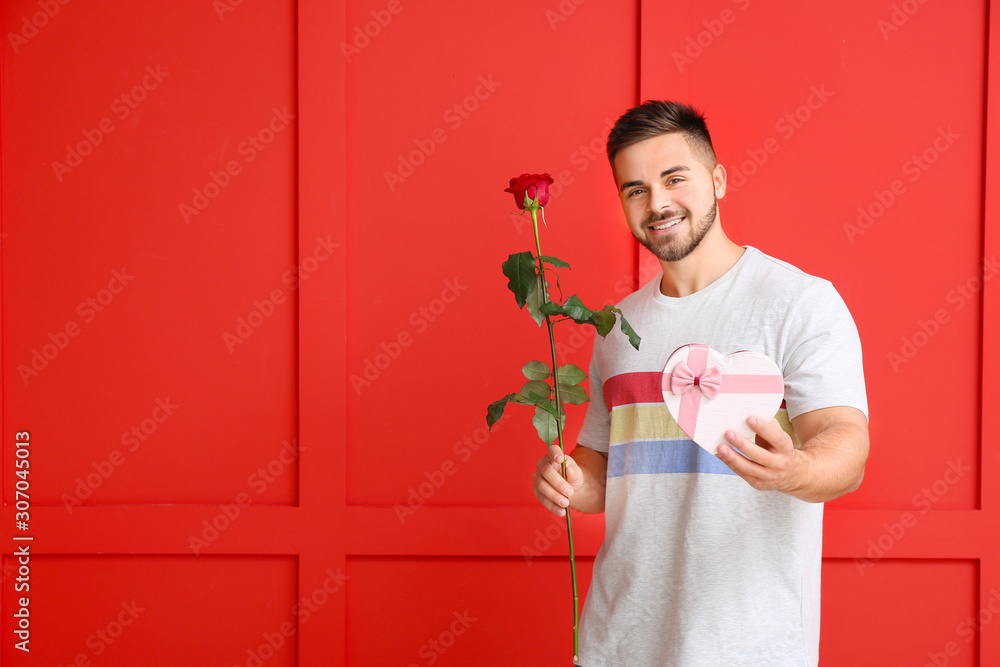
[531,207,579,661]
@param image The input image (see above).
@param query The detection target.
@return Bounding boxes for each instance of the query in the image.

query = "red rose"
[505,173,555,210]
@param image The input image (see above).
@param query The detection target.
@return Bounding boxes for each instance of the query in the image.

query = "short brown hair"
[606,100,717,174]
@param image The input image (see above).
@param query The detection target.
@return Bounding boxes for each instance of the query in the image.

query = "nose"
[647,185,672,217]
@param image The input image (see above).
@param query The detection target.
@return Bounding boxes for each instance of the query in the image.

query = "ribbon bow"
[669,360,723,400]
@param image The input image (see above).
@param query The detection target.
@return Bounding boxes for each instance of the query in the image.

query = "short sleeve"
[781,281,869,423]
[576,337,612,452]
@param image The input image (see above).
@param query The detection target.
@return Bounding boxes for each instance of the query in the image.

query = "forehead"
[613,132,701,185]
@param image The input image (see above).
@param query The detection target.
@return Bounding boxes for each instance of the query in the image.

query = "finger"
[721,430,776,468]
[717,443,767,480]
[746,416,792,452]
[533,472,571,516]
[541,456,578,496]
[543,445,580,481]
[537,448,571,476]
[717,435,773,479]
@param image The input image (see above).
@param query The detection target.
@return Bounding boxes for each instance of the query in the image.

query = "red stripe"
[603,372,665,410]
[603,372,786,411]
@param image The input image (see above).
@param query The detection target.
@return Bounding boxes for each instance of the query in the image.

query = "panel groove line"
[299,0,349,663]
[980,1,1000,663]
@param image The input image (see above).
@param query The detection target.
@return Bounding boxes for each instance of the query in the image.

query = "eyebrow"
[619,166,691,193]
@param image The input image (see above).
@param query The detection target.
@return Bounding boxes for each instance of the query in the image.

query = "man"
[533,100,869,666]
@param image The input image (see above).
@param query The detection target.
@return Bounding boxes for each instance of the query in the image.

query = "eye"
[667,177,683,185]
[627,188,645,198]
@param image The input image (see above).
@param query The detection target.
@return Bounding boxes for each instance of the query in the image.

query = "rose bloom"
[505,173,555,210]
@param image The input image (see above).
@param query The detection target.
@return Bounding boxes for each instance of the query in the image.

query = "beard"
[636,198,718,263]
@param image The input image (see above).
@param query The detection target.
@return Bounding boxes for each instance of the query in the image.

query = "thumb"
[558,451,584,488]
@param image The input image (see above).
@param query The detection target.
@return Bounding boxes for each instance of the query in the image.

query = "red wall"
[2,0,999,664]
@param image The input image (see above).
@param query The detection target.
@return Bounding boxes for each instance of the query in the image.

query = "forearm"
[567,445,608,513]
[788,421,869,503]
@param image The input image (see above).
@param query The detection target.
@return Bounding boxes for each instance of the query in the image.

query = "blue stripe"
[607,439,737,477]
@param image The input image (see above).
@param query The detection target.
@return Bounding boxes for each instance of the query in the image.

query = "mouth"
[649,215,685,232]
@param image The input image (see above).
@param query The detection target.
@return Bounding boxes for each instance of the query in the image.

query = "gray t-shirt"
[575,245,868,667]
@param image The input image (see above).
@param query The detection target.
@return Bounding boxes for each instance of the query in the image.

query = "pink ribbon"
[662,345,784,436]
[670,360,723,399]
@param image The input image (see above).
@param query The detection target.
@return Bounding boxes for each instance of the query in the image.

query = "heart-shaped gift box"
[661,344,785,456]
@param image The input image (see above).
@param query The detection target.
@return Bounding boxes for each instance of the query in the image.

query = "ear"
[712,163,727,200]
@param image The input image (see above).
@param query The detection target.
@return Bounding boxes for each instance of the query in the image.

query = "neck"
[657,224,745,298]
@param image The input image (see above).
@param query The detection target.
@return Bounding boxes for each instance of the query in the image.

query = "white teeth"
[653,217,683,230]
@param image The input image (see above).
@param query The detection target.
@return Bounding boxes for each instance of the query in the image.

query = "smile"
[651,216,684,231]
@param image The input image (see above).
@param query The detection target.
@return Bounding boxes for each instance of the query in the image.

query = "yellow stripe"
[609,404,685,442]
[610,404,800,447]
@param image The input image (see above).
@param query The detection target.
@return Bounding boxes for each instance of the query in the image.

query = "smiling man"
[532,100,870,666]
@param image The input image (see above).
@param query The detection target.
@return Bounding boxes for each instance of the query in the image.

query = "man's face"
[613,132,726,263]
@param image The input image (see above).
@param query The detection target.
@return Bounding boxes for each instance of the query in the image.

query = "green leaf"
[534,399,560,419]
[586,305,616,337]
[561,295,593,322]
[524,274,547,326]
[518,380,551,402]
[580,305,640,349]
[486,393,516,430]
[532,404,566,445]
[557,384,589,405]
[507,393,534,406]
[501,252,537,308]
[617,311,641,350]
[556,363,587,386]
[539,255,570,268]
[538,301,563,316]
[522,361,551,381]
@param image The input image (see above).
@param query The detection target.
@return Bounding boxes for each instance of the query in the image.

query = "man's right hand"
[533,445,585,517]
